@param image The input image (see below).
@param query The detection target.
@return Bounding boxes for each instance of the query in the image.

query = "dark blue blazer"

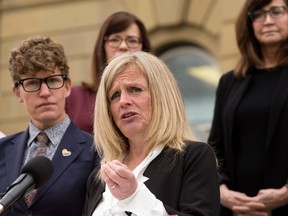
[0,122,99,216]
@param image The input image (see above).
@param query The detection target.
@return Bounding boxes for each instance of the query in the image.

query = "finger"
[233,201,265,210]
[100,163,118,186]
[101,161,130,187]
[106,161,133,180]
[233,205,251,213]
[246,202,266,210]
[235,195,258,203]
[233,205,268,216]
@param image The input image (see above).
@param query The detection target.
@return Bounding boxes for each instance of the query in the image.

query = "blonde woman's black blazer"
[85,141,220,216]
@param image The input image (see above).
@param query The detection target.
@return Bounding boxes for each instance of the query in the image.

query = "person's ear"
[64,79,71,97]
[13,86,23,103]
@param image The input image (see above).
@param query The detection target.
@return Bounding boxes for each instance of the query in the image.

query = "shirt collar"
[28,115,71,147]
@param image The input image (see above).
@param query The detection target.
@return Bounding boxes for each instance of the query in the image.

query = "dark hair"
[9,36,69,82]
[82,11,152,91]
[235,0,288,78]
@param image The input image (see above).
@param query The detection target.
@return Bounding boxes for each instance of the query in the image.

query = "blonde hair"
[94,51,195,162]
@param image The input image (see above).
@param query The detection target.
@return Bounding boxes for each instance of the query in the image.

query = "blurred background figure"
[85,51,219,216]
[208,0,288,215]
[65,11,152,134]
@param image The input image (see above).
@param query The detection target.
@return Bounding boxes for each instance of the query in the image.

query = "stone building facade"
[0,0,244,138]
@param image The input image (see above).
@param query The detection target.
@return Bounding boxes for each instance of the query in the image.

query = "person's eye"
[271,7,284,15]
[127,38,139,44]
[109,38,121,43]
[130,87,142,93]
[47,77,61,84]
[253,10,265,19]
[110,91,120,101]
[25,79,39,87]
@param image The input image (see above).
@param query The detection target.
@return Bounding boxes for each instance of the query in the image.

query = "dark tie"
[24,132,49,207]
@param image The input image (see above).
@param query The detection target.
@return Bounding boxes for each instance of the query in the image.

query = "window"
[160,46,220,141]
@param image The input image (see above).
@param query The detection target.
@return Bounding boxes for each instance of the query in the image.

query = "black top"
[208,66,288,215]
[234,67,283,196]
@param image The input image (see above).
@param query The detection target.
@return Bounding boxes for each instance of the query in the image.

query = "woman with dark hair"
[65,11,152,134]
[208,0,288,215]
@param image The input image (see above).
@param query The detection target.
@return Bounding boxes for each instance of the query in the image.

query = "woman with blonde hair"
[85,51,219,216]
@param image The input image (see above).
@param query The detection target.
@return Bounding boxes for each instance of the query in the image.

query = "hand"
[232,200,270,216]
[220,184,253,209]
[253,186,288,211]
[233,186,288,215]
[101,160,138,200]
[220,184,269,215]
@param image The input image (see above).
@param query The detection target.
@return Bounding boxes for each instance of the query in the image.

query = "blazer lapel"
[31,124,86,205]
[224,74,252,164]
[5,130,30,209]
[265,67,288,151]
[89,184,105,216]
[5,132,28,184]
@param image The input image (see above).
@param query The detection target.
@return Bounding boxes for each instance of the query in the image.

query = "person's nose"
[264,13,274,24]
[39,82,51,96]
[118,40,129,50]
[119,92,132,106]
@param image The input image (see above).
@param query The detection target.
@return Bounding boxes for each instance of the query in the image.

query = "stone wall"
[0,0,244,135]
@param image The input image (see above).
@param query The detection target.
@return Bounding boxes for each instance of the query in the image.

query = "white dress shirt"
[92,144,169,216]
[0,131,5,138]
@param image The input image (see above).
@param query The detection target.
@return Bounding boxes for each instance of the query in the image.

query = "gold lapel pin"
[62,149,72,157]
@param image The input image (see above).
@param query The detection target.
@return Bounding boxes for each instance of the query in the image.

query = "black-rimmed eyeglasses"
[15,74,68,92]
[105,36,142,49]
[248,6,288,22]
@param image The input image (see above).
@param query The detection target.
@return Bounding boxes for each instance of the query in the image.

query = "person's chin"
[121,125,146,137]
[38,111,59,120]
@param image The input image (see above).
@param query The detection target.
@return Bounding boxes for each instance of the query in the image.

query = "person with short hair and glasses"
[0,36,99,216]
[208,0,288,215]
[65,11,152,134]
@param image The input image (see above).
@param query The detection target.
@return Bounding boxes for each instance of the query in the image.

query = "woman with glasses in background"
[208,0,288,215]
[65,11,152,134]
